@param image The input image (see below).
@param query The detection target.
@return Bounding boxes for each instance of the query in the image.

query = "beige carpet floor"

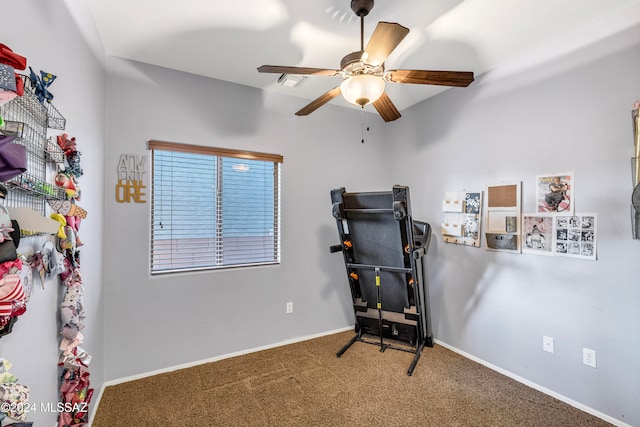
[93,331,611,426]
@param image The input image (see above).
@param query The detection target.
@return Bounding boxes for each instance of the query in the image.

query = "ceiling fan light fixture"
[257,1,472,122]
[340,74,385,107]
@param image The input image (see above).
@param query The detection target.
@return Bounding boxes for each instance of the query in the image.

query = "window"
[149,140,283,274]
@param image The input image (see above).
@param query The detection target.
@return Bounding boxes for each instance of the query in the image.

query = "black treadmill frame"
[330,185,433,376]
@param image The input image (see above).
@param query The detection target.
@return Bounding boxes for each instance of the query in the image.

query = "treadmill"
[329,185,433,376]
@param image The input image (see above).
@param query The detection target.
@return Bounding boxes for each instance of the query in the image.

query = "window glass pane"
[222,158,275,265]
[150,146,280,274]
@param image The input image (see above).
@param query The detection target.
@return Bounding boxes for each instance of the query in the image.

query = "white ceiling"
[76,0,640,114]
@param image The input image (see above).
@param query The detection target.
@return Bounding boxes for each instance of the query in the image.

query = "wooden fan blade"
[295,86,342,116]
[363,22,410,66]
[257,65,339,76]
[386,70,474,87]
[372,92,401,122]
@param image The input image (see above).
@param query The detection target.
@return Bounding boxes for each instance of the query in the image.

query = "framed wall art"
[536,172,573,214]
[485,182,521,253]
[555,214,597,260]
[522,213,555,256]
[442,191,482,247]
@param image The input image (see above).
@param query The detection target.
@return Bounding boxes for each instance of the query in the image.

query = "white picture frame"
[536,172,574,215]
[555,214,597,260]
[485,182,521,253]
[522,213,555,256]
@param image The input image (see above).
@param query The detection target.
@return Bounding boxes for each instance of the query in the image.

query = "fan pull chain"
[361,109,369,143]
[361,109,365,143]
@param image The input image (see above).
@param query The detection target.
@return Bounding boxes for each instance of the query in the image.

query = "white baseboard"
[89,326,353,425]
[434,339,630,427]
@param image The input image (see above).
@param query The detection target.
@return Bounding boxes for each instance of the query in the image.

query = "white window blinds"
[149,140,282,274]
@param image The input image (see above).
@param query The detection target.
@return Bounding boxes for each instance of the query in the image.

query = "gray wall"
[1,0,106,425]
[102,57,391,380]
[388,22,640,426]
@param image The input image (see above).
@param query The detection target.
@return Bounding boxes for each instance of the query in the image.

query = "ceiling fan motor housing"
[351,0,374,16]
[341,51,364,71]
[341,51,384,77]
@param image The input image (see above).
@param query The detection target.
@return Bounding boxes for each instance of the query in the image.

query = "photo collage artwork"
[525,172,597,260]
[441,191,482,248]
[443,172,597,260]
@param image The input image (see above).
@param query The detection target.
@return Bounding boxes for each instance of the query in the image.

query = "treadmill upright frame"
[330,186,433,376]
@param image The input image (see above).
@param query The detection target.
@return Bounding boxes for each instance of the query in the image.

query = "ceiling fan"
[257,0,474,122]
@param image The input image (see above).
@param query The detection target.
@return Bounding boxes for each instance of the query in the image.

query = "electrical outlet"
[286,302,293,314]
[543,336,554,353]
[583,348,597,368]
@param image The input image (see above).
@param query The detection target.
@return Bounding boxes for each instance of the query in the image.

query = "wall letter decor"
[115,154,147,203]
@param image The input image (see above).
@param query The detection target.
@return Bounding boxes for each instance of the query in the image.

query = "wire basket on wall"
[0,74,66,221]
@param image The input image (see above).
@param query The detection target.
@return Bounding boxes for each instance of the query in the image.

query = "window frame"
[148,140,283,274]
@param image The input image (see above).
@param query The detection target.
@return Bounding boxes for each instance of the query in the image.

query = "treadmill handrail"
[344,208,394,214]
[345,263,412,273]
